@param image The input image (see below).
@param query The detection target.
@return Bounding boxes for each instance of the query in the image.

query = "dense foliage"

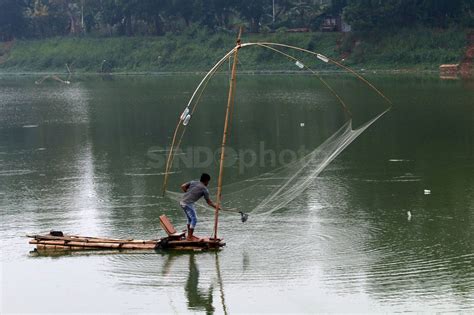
[2,27,466,72]
[0,0,472,41]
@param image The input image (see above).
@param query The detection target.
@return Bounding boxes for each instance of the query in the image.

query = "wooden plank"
[31,239,157,249]
[37,244,93,250]
[166,239,224,248]
[167,239,222,245]
[28,234,157,244]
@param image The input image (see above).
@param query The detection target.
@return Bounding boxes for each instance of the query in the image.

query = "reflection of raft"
[27,215,225,252]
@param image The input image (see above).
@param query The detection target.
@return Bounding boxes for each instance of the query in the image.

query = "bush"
[0,28,468,72]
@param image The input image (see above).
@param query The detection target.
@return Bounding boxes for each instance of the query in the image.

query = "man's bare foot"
[186,235,201,241]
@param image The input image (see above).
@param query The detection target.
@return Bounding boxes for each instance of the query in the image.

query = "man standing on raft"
[180,173,220,241]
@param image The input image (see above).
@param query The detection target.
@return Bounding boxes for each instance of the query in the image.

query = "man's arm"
[181,182,190,192]
[206,199,221,210]
[203,189,220,209]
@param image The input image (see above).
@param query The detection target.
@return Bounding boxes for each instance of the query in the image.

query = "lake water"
[1,73,473,313]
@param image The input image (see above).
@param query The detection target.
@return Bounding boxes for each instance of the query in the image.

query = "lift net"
[166,109,388,216]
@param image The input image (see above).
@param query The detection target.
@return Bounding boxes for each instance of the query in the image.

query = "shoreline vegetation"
[0,28,470,74]
[0,70,442,77]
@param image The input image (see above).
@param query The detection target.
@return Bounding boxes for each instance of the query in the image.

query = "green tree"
[2,0,472,39]
[99,0,142,36]
[286,0,324,28]
[134,0,171,35]
[342,0,472,30]
[26,0,76,38]
[51,0,82,35]
[234,0,266,33]
[0,0,27,40]
[416,0,466,27]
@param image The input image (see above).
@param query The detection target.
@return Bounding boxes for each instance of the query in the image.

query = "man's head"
[200,173,211,186]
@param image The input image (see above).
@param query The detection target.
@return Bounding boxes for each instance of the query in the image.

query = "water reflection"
[159,252,228,314]
[185,254,215,314]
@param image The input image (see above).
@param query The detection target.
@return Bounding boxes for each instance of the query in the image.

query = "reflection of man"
[180,173,220,241]
[185,254,214,314]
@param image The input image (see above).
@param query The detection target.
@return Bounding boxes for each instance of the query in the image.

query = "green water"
[1,74,473,313]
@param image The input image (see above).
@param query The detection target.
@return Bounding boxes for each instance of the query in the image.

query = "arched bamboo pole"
[248,42,393,106]
[161,39,393,240]
[161,48,237,195]
[253,43,352,118]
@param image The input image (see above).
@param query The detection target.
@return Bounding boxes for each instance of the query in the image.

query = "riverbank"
[0,28,469,73]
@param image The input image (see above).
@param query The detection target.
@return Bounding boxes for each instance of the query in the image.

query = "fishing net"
[164,42,392,218]
[166,108,388,216]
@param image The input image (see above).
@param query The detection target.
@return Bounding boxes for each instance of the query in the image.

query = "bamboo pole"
[213,28,242,240]
[244,42,392,107]
[161,41,391,196]
[30,239,157,249]
[161,48,236,195]
[28,235,157,244]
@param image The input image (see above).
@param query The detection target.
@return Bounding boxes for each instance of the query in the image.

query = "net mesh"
[166,108,388,216]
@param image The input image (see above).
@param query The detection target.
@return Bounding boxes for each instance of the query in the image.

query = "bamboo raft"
[27,215,225,252]
[28,234,158,250]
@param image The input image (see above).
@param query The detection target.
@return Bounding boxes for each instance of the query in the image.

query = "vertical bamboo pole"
[213,28,242,240]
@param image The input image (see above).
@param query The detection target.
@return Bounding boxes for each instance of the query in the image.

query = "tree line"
[1,0,473,41]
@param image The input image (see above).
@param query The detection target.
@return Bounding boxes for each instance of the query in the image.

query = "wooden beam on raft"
[213,27,242,240]
[27,234,157,244]
[29,239,157,250]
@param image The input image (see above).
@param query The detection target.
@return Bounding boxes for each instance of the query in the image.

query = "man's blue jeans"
[181,203,197,228]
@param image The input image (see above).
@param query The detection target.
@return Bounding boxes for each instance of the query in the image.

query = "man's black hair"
[200,173,211,182]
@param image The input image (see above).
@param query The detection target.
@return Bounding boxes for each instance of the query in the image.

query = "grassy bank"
[0,28,468,73]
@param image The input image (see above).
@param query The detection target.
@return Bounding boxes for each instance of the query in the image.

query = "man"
[180,173,220,241]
